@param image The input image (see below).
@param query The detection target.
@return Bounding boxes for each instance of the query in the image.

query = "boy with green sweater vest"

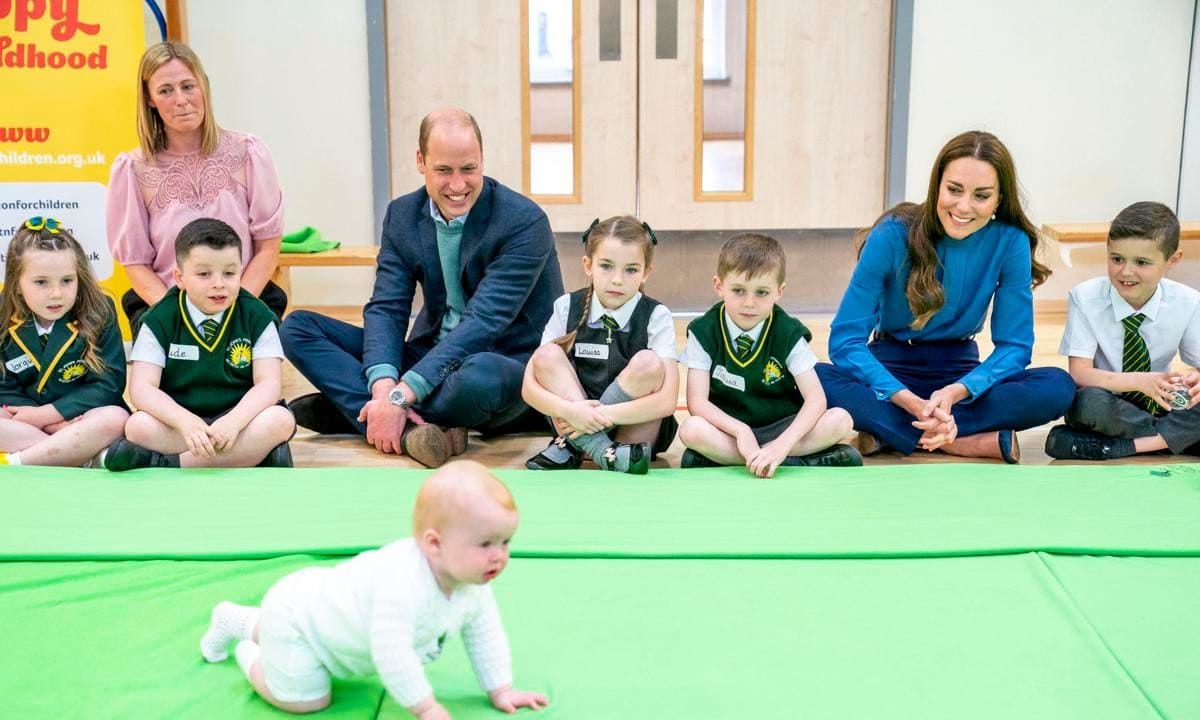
[105,218,295,470]
[678,233,862,476]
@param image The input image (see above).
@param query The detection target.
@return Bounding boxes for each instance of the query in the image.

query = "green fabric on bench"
[3,554,1188,720]
[3,463,1200,561]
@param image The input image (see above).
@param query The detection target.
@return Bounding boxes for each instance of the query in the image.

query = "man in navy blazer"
[281,108,562,466]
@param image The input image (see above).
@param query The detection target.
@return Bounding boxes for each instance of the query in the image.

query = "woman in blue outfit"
[816,131,1075,462]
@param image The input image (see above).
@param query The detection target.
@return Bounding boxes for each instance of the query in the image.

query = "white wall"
[185,1,376,306]
[907,0,1195,298]
[1180,9,1200,219]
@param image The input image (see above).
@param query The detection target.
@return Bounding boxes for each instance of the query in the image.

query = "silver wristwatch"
[387,387,411,410]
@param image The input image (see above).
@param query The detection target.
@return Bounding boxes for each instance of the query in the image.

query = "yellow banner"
[0,0,144,335]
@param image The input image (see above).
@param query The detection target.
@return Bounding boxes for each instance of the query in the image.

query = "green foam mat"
[2,554,1188,720]
[3,463,1200,560]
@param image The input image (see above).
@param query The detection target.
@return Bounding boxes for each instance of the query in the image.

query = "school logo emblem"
[58,361,87,383]
[226,338,253,369]
[763,357,784,385]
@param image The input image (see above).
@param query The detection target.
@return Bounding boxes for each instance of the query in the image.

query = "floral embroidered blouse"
[105,130,285,289]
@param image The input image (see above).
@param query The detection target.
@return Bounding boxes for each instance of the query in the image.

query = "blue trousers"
[280,310,534,434]
[815,338,1075,454]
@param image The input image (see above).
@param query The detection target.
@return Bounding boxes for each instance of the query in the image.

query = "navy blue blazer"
[362,176,563,391]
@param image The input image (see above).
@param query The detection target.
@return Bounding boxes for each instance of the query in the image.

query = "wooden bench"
[272,246,379,313]
[1041,221,1200,267]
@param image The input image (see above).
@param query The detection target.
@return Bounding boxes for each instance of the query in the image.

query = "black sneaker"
[288,393,358,434]
[525,436,584,470]
[680,448,721,468]
[598,442,651,475]
[783,443,864,467]
[1044,426,1134,461]
[257,442,294,468]
[103,438,179,472]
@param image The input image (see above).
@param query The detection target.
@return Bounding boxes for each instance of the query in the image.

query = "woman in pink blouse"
[106,41,286,329]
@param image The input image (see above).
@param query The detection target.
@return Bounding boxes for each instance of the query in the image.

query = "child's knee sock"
[570,380,639,470]
[200,601,261,662]
[234,640,261,679]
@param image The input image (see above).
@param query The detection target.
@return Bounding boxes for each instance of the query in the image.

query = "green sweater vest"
[688,302,812,427]
[142,288,276,417]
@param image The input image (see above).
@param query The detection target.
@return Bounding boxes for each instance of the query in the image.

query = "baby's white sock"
[6,452,22,466]
[200,601,260,662]
[235,640,261,679]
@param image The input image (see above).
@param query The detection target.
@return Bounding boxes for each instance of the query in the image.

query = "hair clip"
[581,217,600,244]
[24,216,61,234]
[641,221,658,245]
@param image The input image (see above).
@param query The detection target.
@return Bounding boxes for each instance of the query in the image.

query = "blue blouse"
[828,215,1035,402]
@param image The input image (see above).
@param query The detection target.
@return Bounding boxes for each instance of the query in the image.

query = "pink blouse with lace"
[105,130,285,288]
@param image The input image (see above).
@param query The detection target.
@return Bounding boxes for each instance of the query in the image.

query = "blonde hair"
[412,460,516,535]
[136,41,220,159]
[1,221,115,375]
[554,215,656,352]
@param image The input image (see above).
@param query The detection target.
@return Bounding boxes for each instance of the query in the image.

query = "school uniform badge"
[763,357,784,385]
[226,338,253,369]
[58,361,87,383]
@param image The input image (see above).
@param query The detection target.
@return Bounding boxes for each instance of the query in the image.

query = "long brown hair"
[136,41,220,159]
[1,221,116,374]
[855,130,1049,330]
[554,215,656,352]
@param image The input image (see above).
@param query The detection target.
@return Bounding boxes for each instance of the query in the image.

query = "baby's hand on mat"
[415,703,451,720]
[490,686,550,713]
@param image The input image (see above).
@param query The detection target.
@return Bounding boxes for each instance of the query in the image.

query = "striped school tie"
[601,314,619,343]
[735,333,754,359]
[38,333,48,349]
[200,318,220,343]
[1121,313,1161,415]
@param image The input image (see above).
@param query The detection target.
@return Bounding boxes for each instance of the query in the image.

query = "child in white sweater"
[199,460,549,719]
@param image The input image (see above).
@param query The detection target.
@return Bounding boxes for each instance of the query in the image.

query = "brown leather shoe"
[400,424,452,468]
[856,431,884,456]
[443,426,468,456]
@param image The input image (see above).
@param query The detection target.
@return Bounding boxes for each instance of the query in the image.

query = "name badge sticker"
[5,354,33,373]
[574,343,610,360]
[713,365,746,391]
[168,344,200,361]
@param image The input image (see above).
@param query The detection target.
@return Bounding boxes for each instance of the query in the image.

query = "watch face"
[389,389,406,406]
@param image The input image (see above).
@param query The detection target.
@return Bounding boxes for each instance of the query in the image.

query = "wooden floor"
[283,309,1179,469]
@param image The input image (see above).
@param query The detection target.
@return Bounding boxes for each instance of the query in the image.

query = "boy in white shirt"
[1047,201,1200,460]
[199,460,549,719]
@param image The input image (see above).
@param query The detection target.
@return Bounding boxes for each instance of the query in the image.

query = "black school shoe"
[525,436,584,470]
[679,448,721,468]
[782,443,864,467]
[288,393,358,434]
[1044,426,1135,461]
[598,442,651,475]
[257,442,295,468]
[103,438,180,472]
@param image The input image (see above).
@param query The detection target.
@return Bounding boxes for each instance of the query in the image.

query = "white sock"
[200,601,260,662]
[7,453,21,466]
[235,640,261,679]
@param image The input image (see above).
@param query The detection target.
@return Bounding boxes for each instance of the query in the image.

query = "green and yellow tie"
[200,318,220,343]
[600,314,619,343]
[38,333,48,349]
[1121,313,1161,415]
[735,333,754,359]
